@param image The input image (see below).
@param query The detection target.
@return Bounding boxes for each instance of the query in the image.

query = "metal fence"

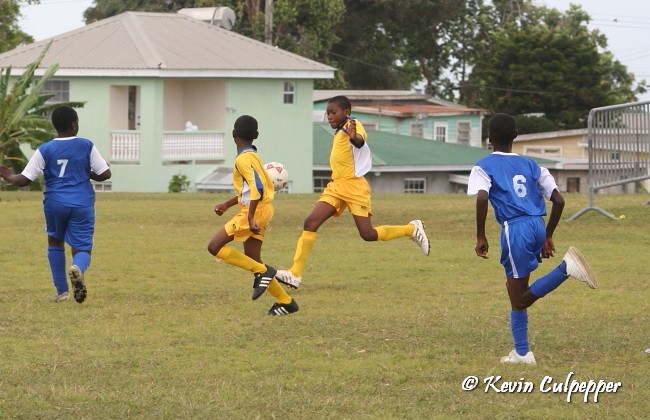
[569,101,650,220]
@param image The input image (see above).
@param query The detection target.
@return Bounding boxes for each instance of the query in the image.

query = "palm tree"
[0,42,84,189]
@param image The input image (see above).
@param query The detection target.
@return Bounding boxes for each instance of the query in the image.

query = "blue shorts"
[500,216,545,279]
[44,199,95,251]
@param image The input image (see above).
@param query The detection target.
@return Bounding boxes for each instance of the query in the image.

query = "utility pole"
[264,0,273,45]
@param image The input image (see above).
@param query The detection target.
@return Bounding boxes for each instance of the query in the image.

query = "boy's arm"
[346,119,366,148]
[475,190,490,259]
[542,189,565,258]
[0,167,32,187]
[247,199,260,234]
[90,168,111,182]
[215,196,239,215]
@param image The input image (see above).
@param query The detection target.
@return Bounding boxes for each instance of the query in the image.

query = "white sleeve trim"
[21,150,45,181]
[538,167,558,199]
[90,146,110,175]
[467,165,491,196]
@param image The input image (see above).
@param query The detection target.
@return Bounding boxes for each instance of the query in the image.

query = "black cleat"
[251,265,276,300]
[267,299,299,316]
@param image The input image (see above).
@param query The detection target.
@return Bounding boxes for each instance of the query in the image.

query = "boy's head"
[326,95,352,128]
[233,115,259,142]
[51,106,79,134]
[488,113,518,146]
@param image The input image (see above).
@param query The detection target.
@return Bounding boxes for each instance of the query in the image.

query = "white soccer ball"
[264,161,289,191]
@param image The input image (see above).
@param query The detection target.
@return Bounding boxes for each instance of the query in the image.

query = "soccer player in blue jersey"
[0,106,111,303]
[467,113,597,365]
[207,115,297,316]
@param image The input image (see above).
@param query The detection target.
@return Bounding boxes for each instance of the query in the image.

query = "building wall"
[224,78,314,193]
[60,76,316,193]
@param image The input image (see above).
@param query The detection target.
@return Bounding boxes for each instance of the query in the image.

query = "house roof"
[515,128,588,142]
[353,104,487,118]
[0,12,334,79]
[313,89,474,109]
[313,123,492,171]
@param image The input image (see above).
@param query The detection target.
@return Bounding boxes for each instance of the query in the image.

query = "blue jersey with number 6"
[467,153,552,224]
[39,138,95,207]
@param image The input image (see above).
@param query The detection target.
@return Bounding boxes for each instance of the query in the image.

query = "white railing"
[110,130,225,162]
[110,131,140,161]
[162,131,224,160]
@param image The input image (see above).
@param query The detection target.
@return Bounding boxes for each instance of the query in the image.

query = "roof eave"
[12,68,335,79]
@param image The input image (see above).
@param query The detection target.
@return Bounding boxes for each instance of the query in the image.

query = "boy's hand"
[0,166,15,180]
[346,119,357,139]
[541,238,555,258]
[475,237,489,259]
[249,218,261,234]
[214,203,229,216]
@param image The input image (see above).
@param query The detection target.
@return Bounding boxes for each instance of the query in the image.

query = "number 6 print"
[513,175,527,197]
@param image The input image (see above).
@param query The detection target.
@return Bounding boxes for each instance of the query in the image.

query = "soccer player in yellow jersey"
[207,115,297,316]
[276,96,430,289]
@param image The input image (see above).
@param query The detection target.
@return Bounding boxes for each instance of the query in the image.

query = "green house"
[0,10,334,193]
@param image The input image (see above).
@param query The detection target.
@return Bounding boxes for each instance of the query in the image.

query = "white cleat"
[275,269,302,289]
[563,246,598,289]
[49,291,70,303]
[409,220,430,256]
[500,350,537,365]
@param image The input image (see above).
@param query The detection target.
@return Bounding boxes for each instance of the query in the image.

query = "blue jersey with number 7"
[39,137,96,207]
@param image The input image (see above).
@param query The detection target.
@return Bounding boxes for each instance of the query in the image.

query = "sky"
[17,0,650,101]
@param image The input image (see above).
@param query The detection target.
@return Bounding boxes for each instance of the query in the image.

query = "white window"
[313,177,329,192]
[404,178,426,193]
[457,121,471,144]
[43,80,69,105]
[523,146,562,157]
[92,181,112,192]
[434,122,447,142]
[361,121,377,131]
[410,122,424,138]
[283,81,295,104]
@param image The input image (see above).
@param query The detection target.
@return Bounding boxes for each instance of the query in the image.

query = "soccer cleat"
[275,269,302,289]
[267,299,299,316]
[500,350,537,365]
[251,265,277,300]
[49,291,70,303]
[563,246,598,289]
[409,220,430,256]
[68,265,87,303]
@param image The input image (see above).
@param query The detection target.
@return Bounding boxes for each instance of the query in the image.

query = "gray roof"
[0,12,334,79]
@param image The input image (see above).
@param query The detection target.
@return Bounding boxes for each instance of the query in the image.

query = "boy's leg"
[529,262,569,298]
[356,218,430,256]
[505,276,534,358]
[276,202,335,288]
[66,205,95,304]
[47,240,68,296]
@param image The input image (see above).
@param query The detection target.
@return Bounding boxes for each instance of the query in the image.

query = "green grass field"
[0,192,648,419]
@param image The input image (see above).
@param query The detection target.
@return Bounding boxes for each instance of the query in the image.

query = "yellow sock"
[216,246,266,274]
[290,230,317,277]
[375,225,413,241]
[267,279,292,304]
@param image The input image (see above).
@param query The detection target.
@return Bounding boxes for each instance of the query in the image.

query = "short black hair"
[328,95,351,110]
[51,106,78,132]
[234,115,258,141]
[488,113,517,145]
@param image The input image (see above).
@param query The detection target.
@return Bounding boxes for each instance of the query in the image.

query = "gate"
[569,101,650,220]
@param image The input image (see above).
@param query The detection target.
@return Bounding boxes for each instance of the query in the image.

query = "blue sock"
[529,261,569,298]
[511,310,529,356]
[72,251,91,273]
[47,246,68,294]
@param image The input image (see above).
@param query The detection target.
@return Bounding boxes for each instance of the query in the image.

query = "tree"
[1,0,37,53]
[464,4,646,130]
[0,42,84,189]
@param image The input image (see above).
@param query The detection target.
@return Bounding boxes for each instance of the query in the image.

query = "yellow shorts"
[224,203,274,242]
[319,177,372,217]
